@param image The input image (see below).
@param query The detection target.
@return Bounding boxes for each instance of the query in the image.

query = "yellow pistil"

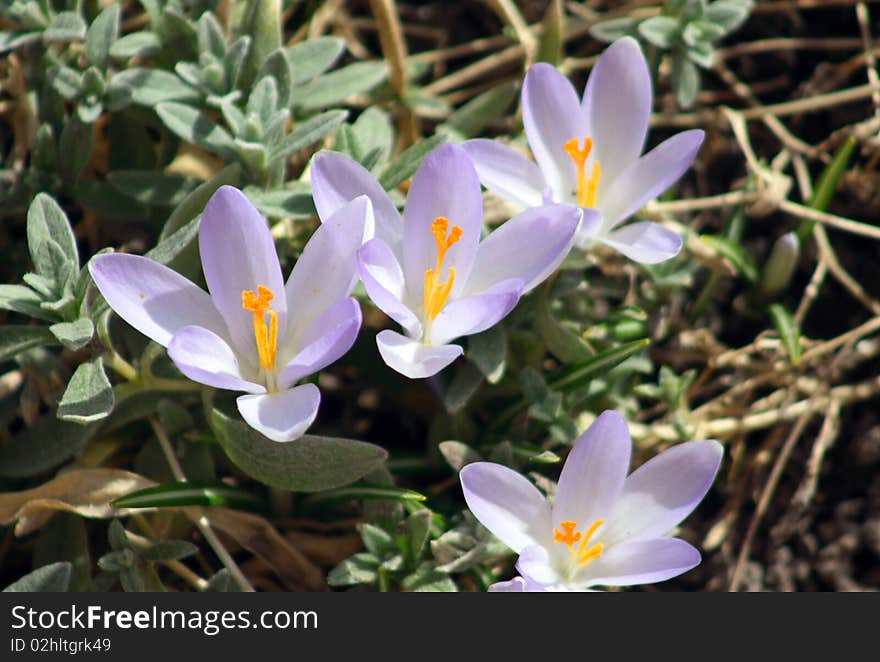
[241,284,278,371]
[563,137,602,208]
[553,518,605,567]
[423,216,463,320]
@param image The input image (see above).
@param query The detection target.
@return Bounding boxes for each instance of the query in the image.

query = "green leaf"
[0,284,52,320]
[673,55,700,108]
[50,65,83,99]
[34,513,91,592]
[49,318,94,351]
[161,163,242,240]
[400,509,432,562]
[327,553,379,586]
[535,0,564,65]
[638,16,681,49]
[113,67,199,107]
[210,407,387,491]
[268,109,348,162]
[156,102,235,156]
[237,0,282,91]
[294,61,388,111]
[401,563,457,592]
[160,7,198,63]
[704,0,754,33]
[245,187,315,219]
[44,12,87,42]
[86,4,119,69]
[108,170,197,207]
[112,482,264,510]
[0,413,100,478]
[686,39,717,68]
[287,37,345,84]
[444,361,484,413]
[207,569,242,592]
[467,324,506,383]
[349,107,393,163]
[683,19,726,47]
[59,113,93,181]
[550,338,651,393]
[0,325,58,363]
[109,31,161,58]
[197,12,227,59]
[437,440,481,472]
[119,566,146,592]
[360,523,395,556]
[108,519,132,552]
[301,483,426,507]
[699,234,759,283]
[145,215,200,266]
[3,562,72,592]
[798,136,857,241]
[768,303,802,366]
[589,17,637,42]
[538,289,592,364]
[441,81,518,140]
[379,134,446,190]
[57,357,114,424]
[140,540,198,562]
[27,193,79,280]
[258,48,294,109]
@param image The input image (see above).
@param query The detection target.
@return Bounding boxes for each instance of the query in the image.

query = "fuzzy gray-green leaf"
[57,357,114,424]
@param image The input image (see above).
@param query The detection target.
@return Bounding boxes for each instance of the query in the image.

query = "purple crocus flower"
[310,144,582,379]
[460,410,722,591]
[89,186,370,442]
[462,37,705,264]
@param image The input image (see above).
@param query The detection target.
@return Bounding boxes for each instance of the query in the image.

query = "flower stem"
[148,416,255,592]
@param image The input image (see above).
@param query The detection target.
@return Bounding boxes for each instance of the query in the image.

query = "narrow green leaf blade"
[112,482,264,510]
[768,303,802,366]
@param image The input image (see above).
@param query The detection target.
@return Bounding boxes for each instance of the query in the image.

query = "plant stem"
[148,416,255,592]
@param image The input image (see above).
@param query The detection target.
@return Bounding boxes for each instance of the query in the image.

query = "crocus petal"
[358,238,421,338]
[463,204,582,295]
[199,186,287,354]
[572,208,606,250]
[167,325,264,394]
[583,37,652,183]
[429,278,523,347]
[375,329,462,379]
[310,150,401,247]
[285,196,369,344]
[278,297,362,388]
[601,221,683,264]
[552,410,632,528]
[522,63,585,201]
[236,383,321,443]
[600,130,705,227]
[580,538,701,587]
[601,440,723,547]
[89,253,226,347]
[459,139,546,209]
[488,577,533,592]
[402,144,483,300]
[515,545,561,586]
[459,462,552,554]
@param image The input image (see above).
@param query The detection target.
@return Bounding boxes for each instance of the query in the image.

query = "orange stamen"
[241,284,278,371]
[563,137,602,208]
[423,217,463,320]
[553,518,605,567]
